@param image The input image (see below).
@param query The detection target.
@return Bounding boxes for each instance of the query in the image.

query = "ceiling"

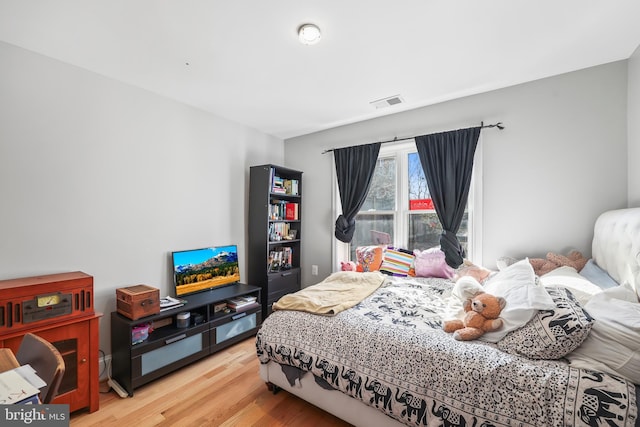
[1,1,640,140]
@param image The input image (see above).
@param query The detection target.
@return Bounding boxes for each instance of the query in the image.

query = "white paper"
[14,364,47,389]
[0,370,40,404]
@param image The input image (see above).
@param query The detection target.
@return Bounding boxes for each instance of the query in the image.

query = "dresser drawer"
[131,324,210,389]
[267,268,300,302]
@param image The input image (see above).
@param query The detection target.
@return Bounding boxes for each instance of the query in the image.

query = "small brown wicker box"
[116,284,160,320]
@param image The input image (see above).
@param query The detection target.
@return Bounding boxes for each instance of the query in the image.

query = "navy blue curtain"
[334,143,381,243]
[414,127,480,268]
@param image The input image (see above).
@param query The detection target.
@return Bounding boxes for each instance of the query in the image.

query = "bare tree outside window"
[408,152,429,201]
[360,157,395,211]
[352,157,395,259]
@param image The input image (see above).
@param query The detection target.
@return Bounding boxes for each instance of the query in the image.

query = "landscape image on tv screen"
[172,245,240,296]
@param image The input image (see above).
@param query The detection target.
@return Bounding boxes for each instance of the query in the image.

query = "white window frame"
[332,137,483,270]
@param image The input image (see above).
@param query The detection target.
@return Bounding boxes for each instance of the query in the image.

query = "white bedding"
[541,266,604,305]
[567,284,640,384]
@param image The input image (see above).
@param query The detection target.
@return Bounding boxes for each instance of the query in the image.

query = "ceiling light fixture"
[298,23,321,45]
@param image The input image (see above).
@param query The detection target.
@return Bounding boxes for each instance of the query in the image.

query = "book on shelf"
[285,202,299,220]
[269,201,299,221]
[226,295,259,311]
[269,222,296,241]
[228,295,257,304]
[268,251,279,272]
[271,175,286,193]
[159,296,186,312]
[160,303,184,312]
[269,200,285,220]
[270,168,299,196]
[283,179,299,195]
[267,247,293,272]
[227,302,260,312]
[160,296,186,308]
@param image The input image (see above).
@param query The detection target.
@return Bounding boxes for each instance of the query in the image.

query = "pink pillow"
[413,248,454,279]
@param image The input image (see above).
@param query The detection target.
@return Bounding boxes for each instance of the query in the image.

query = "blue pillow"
[580,259,619,289]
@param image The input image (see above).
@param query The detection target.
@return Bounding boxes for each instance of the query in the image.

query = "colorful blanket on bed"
[256,276,638,427]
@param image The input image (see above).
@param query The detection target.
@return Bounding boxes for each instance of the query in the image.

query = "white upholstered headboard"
[592,207,640,295]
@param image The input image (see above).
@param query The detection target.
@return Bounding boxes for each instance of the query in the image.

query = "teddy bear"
[443,291,506,341]
[340,261,357,271]
[529,250,587,276]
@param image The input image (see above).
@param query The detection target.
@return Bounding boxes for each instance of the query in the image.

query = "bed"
[256,207,640,427]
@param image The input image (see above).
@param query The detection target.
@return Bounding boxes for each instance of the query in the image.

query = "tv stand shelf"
[111,283,261,396]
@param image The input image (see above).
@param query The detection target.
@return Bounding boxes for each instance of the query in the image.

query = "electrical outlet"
[311,265,318,275]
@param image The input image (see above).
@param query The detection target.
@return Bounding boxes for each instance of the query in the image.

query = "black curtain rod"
[321,121,504,154]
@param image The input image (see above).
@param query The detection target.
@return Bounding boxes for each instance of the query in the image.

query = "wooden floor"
[70,337,352,426]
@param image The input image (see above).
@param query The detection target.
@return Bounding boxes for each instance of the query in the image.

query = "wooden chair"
[16,333,65,404]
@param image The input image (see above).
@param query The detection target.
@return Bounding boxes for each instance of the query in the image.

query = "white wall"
[286,61,628,286]
[628,44,640,207]
[0,41,284,354]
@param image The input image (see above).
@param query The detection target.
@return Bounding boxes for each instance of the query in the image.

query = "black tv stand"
[110,283,261,396]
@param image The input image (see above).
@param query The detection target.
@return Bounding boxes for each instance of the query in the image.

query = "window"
[336,140,480,264]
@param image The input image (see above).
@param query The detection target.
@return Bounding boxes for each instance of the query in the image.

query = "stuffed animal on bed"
[529,250,588,276]
[443,292,507,341]
[340,261,357,272]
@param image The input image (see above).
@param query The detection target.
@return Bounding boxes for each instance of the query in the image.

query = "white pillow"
[443,276,484,321]
[566,284,640,383]
[480,258,555,343]
[540,266,603,306]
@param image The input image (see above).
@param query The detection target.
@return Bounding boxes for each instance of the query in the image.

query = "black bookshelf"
[248,164,302,319]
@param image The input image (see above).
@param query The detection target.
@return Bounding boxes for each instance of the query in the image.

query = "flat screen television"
[172,245,240,297]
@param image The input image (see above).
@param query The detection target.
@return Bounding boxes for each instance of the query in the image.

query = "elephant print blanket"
[256,276,638,427]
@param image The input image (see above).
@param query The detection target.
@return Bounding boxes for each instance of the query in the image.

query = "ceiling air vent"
[370,95,404,109]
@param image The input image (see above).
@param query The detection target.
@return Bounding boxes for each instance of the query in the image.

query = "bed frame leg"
[265,382,281,394]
